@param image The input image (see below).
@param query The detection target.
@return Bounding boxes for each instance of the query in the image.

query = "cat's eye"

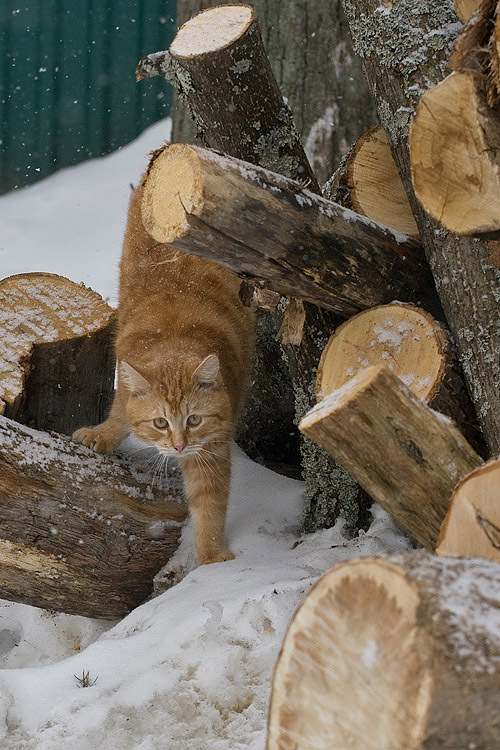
[153,417,169,430]
[187,414,202,427]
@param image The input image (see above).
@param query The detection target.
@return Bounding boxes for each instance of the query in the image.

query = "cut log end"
[170,5,255,58]
[268,557,432,750]
[0,273,114,420]
[436,458,500,561]
[347,126,419,238]
[316,303,447,403]
[142,144,203,244]
[410,71,500,236]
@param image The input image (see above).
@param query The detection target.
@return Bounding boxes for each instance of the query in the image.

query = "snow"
[0,119,412,749]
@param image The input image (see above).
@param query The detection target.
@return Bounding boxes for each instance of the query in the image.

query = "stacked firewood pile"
[136,3,500,747]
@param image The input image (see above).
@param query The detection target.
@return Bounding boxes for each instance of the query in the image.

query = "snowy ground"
[0,121,411,749]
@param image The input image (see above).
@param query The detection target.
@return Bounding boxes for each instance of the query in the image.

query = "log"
[341,0,500,456]
[454,0,482,23]
[141,143,437,317]
[268,551,500,750]
[0,273,115,435]
[299,364,482,550]
[137,4,319,190]
[0,415,187,619]
[409,71,500,237]
[324,125,419,238]
[316,302,485,454]
[436,458,500,561]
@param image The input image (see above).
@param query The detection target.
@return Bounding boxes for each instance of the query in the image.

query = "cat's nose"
[174,444,185,453]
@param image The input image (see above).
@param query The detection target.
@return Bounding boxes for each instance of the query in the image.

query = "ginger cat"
[73,176,254,565]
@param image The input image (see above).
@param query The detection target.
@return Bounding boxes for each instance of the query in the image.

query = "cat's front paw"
[199,548,235,565]
[72,426,116,454]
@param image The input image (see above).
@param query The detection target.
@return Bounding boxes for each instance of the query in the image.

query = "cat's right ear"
[119,361,151,396]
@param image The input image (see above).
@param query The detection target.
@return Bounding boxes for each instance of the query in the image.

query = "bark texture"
[341,0,500,455]
[141,143,437,316]
[268,551,500,750]
[172,0,377,185]
[0,416,187,619]
[300,365,482,550]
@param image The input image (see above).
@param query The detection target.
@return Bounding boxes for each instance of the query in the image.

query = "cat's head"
[119,354,232,456]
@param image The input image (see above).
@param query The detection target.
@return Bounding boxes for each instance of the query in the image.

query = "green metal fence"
[0,0,176,193]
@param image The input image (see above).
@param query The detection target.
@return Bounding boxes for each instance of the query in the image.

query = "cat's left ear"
[119,361,151,396]
[192,354,219,388]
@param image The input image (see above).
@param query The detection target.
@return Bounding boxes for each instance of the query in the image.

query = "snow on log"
[437,458,500,561]
[0,415,187,619]
[136,4,319,190]
[268,551,500,750]
[316,302,484,454]
[325,125,419,238]
[141,143,437,317]
[409,71,500,238]
[299,364,482,550]
[0,273,115,435]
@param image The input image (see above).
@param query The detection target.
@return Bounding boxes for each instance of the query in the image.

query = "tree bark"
[142,143,437,317]
[0,273,115,436]
[325,125,419,238]
[171,0,377,186]
[341,0,500,456]
[299,364,482,550]
[316,302,485,454]
[436,457,500,560]
[0,415,187,619]
[268,551,500,750]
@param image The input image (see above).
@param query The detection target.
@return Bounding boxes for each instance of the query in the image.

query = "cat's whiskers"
[195,450,228,488]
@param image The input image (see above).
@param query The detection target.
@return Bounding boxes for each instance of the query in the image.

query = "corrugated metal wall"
[0,0,176,193]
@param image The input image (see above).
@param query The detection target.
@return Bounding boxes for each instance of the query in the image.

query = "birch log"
[268,551,500,750]
[341,0,500,455]
[0,273,115,435]
[299,365,482,549]
[141,143,437,317]
[0,416,187,619]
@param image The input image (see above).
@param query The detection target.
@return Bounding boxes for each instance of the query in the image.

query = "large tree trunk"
[341,0,500,455]
[268,551,500,750]
[0,416,187,619]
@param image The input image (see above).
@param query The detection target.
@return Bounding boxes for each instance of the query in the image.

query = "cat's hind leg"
[72,389,130,454]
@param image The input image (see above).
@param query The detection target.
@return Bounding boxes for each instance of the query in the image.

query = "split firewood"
[141,143,437,317]
[437,458,500,561]
[0,273,115,435]
[299,364,482,550]
[325,125,419,238]
[136,4,319,190]
[342,0,500,455]
[409,71,500,238]
[0,415,187,619]
[316,302,484,453]
[268,551,500,750]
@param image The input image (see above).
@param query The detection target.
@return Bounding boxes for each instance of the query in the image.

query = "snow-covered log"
[299,364,482,550]
[268,551,500,750]
[141,143,437,317]
[0,416,187,619]
[316,302,484,454]
[0,272,115,435]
